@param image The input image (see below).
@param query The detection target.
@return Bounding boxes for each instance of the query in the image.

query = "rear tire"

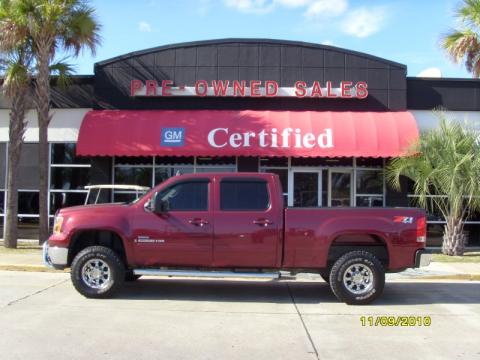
[71,246,125,298]
[329,251,385,305]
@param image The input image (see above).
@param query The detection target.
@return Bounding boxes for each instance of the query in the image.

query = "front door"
[132,179,213,267]
[329,170,353,207]
[213,178,279,268]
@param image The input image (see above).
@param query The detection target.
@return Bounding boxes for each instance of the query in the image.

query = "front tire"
[71,246,125,298]
[329,251,385,305]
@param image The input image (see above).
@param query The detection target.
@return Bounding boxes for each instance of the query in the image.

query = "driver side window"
[158,181,209,211]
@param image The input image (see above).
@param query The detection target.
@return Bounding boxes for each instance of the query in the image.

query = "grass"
[0,241,41,255]
[432,251,480,263]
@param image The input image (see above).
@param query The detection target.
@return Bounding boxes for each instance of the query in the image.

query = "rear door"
[213,177,280,267]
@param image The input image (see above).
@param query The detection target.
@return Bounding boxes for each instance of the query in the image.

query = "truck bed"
[283,207,425,270]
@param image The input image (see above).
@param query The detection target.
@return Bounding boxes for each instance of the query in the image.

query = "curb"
[412,274,480,281]
[0,265,68,273]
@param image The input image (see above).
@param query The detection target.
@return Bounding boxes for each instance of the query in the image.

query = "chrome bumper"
[414,249,432,268]
[43,241,68,269]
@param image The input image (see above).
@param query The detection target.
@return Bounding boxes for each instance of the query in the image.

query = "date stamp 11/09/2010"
[360,316,432,327]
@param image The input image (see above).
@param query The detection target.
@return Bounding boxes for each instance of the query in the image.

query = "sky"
[72,0,472,78]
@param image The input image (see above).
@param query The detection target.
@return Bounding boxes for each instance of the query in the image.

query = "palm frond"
[49,59,74,87]
[386,112,480,225]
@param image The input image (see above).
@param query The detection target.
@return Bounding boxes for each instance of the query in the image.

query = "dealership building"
[1,38,480,245]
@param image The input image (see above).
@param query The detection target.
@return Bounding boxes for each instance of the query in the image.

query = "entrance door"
[328,170,353,207]
[290,170,322,207]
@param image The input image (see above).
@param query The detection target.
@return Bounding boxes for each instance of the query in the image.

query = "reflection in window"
[220,181,269,211]
[260,157,288,167]
[18,217,39,239]
[114,167,152,187]
[114,156,153,166]
[156,156,194,165]
[18,191,39,215]
[356,169,384,207]
[356,158,383,168]
[356,170,383,194]
[196,157,235,165]
[18,144,40,189]
[113,192,140,204]
[50,192,87,214]
[356,195,383,207]
[155,167,194,185]
[51,143,90,164]
[50,167,90,190]
[158,181,209,211]
[0,143,6,189]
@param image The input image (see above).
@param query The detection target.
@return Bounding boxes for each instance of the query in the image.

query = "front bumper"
[43,241,68,270]
[414,249,432,268]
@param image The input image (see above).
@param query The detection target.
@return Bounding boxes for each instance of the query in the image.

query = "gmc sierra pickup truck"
[44,172,431,305]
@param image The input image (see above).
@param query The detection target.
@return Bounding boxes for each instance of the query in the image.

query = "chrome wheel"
[81,258,112,290]
[342,263,373,295]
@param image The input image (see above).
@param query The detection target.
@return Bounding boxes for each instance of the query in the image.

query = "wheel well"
[327,234,389,268]
[68,230,127,267]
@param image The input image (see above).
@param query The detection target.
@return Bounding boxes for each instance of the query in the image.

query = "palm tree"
[15,0,100,242]
[0,0,33,248]
[442,0,480,77]
[386,116,480,256]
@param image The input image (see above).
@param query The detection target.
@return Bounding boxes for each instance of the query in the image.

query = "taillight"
[416,216,426,243]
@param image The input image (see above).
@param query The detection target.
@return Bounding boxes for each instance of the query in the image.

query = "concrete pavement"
[0,271,479,360]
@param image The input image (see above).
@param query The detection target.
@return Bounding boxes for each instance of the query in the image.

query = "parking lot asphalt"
[0,271,479,360]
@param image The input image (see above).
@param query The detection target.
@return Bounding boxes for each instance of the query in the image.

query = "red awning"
[76,110,418,158]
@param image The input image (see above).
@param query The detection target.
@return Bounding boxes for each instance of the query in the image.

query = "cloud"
[198,0,211,16]
[138,21,152,32]
[223,0,314,14]
[223,0,274,14]
[417,67,442,78]
[221,0,388,40]
[341,7,387,38]
[304,0,348,18]
[274,0,311,8]
[321,40,334,46]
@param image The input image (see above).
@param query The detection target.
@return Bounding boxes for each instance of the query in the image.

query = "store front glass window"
[50,143,90,215]
[0,143,5,235]
[16,144,41,238]
[113,156,236,202]
[260,157,288,206]
[260,157,386,208]
[356,169,384,207]
[195,157,236,172]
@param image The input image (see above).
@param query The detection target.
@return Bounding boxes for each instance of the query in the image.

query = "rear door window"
[220,180,269,211]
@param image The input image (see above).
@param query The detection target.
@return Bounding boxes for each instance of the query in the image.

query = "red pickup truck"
[44,172,431,305]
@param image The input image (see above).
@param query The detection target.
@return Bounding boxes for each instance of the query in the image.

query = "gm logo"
[161,128,185,147]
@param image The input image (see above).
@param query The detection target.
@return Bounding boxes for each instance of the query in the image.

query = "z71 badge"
[393,216,414,224]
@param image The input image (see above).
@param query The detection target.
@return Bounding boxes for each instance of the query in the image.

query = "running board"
[133,269,280,279]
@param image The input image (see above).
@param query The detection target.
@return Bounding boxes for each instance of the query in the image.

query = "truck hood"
[57,203,131,216]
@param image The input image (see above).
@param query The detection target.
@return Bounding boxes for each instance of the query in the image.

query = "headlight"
[53,216,64,235]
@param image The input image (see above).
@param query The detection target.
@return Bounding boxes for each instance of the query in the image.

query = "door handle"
[253,219,273,227]
[188,218,209,227]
